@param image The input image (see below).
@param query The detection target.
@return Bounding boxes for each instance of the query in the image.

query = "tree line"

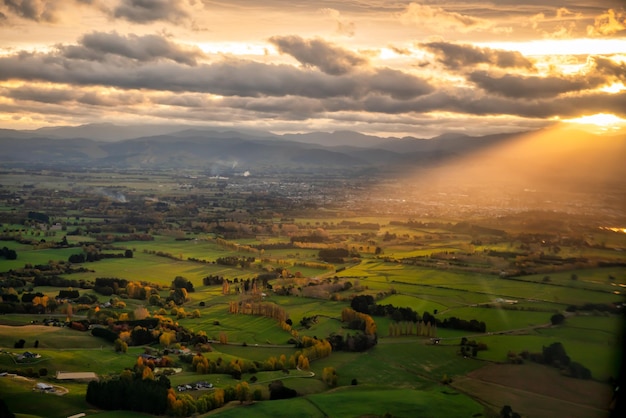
[350,295,487,333]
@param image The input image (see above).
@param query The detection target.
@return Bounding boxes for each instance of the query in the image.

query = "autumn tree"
[322,367,338,387]
[142,366,155,380]
[235,381,250,403]
[114,338,128,353]
[159,331,177,347]
[296,354,310,370]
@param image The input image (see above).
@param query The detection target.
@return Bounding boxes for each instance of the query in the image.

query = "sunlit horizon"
[0,1,624,137]
[563,113,626,133]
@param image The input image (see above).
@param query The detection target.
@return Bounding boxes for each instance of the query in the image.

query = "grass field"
[0,376,92,418]
[1,201,624,418]
[465,315,622,382]
[438,306,553,332]
[208,385,485,418]
[0,325,110,350]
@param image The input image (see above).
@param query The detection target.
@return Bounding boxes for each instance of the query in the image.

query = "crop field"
[453,363,614,418]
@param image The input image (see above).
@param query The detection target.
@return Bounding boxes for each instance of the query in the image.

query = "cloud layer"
[0,1,625,136]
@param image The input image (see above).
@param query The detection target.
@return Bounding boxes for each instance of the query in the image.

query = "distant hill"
[0,124,523,170]
[0,125,624,195]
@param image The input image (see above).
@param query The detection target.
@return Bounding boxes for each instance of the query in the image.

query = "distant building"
[35,382,53,391]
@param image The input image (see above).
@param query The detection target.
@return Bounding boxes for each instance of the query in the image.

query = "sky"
[1,0,626,137]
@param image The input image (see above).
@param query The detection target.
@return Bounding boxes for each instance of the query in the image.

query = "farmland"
[0,168,624,417]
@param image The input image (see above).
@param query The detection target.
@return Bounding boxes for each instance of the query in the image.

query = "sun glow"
[482,39,626,57]
[601,82,626,93]
[564,113,626,133]
[196,42,272,56]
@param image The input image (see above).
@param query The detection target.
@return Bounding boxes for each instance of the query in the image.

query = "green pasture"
[214,344,298,363]
[254,248,319,260]
[438,306,553,332]
[208,386,484,418]
[179,313,293,345]
[270,297,345,320]
[383,245,467,258]
[311,339,484,389]
[0,377,91,418]
[0,246,79,270]
[263,374,327,396]
[0,325,110,350]
[296,315,345,339]
[470,316,622,382]
[377,293,449,314]
[307,386,484,418]
[503,268,625,293]
[62,251,255,286]
[566,314,624,333]
[129,236,232,260]
[341,262,620,306]
[0,347,141,377]
[167,371,230,388]
[210,396,322,418]
[431,327,483,339]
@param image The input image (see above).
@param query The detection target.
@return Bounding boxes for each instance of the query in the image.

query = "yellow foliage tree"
[159,331,177,347]
[322,367,338,387]
[297,354,310,370]
[133,306,149,320]
[119,330,131,343]
[236,381,250,403]
[142,365,154,380]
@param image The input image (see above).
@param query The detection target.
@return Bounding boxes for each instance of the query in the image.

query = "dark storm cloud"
[420,41,535,70]
[593,56,626,80]
[62,31,204,65]
[3,43,623,121]
[3,0,58,22]
[5,85,145,106]
[309,87,626,120]
[484,90,626,119]
[269,35,368,75]
[112,0,189,23]
[467,72,596,99]
[429,89,626,119]
[467,55,626,99]
[7,85,75,103]
[0,50,432,100]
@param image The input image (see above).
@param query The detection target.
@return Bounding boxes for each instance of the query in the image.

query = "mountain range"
[0,124,625,194]
[0,124,530,172]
